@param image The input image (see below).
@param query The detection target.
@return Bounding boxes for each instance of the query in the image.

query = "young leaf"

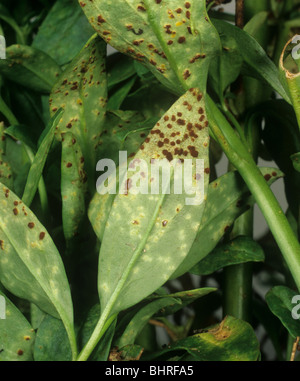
[61,132,87,241]
[171,167,283,279]
[116,297,180,348]
[0,291,35,361]
[98,88,210,318]
[0,45,62,93]
[208,22,243,96]
[32,0,94,66]
[212,19,291,104]
[78,0,221,93]
[0,184,76,357]
[34,315,72,361]
[50,34,107,189]
[266,286,300,339]
[107,54,136,89]
[148,287,217,317]
[191,236,265,276]
[107,76,137,110]
[22,109,63,207]
[143,316,260,361]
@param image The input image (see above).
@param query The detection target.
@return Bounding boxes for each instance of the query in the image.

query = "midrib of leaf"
[78,190,168,361]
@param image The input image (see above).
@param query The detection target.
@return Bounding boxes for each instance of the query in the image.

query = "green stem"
[223,263,253,321]
[207,95,300,291]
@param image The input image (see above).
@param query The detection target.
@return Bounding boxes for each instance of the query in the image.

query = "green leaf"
[291,152,300,172]
[32,0,94,66]
[79,0,220,94]
[266,286,300,339]
[0,123,13,189]
[149,287,217,316]
[116,297,180,348]
[80,304,117,361]
[208,22,243,96]
[0,184,76,357]
[122,81,177,120]
[212,19,291,103]
[33,315,72,361]
[107,54,136,89]
[171,167,283,279]
[144,315,260,361]
[5,124,37,152]
[107,76,137,110]
[50,34,107,188]
[61,132,87,241]
[0,44,62,93]
[98,88,210,317]
[5,83,45,138]
[191,236,265,276]
[22,109,63,207]
[0,291,35,361]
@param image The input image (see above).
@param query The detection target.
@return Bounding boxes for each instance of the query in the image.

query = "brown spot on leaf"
[97,15,106,24]
[39,232,46,240]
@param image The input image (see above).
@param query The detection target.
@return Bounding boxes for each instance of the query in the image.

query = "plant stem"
[223,191,254,322]
[235,0,245,29]
[223,263,253,321]
[207,95,300,291]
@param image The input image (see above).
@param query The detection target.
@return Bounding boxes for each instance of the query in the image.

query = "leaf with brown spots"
[96,88,210,317]
[78,0,220,93]
[0,184,76,357]
[50,34,107,189]
[0,44,62,93]
[172,167,284,278]
[61,132,87,242]
[0,290,35,361]
[143,316,260,361]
